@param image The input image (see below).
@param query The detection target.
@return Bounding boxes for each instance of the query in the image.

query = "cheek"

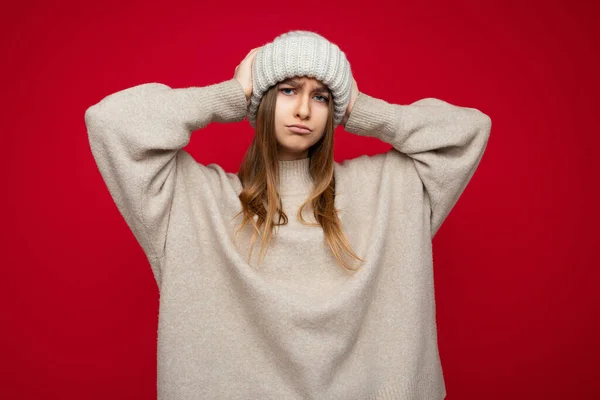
[315,107,329,127]
[274,103,289,124]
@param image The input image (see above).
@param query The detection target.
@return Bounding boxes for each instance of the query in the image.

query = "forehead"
[279,76,328,91]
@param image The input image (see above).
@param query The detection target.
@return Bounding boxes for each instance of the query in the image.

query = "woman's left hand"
[340,77,359,127]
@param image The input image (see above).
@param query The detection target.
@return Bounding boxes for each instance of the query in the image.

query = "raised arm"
[344,92,492,238]
[84,78,248,269]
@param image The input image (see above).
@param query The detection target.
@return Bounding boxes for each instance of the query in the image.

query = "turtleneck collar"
[277,157,314,195]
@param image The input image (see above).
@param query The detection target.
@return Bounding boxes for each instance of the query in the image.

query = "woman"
[85,30,491,400]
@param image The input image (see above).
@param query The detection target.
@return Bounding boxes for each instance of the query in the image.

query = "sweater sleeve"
[344,92,492,238]
[84,78,248,265]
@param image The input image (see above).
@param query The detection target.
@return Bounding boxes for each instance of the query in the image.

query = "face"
[274,76,331,161]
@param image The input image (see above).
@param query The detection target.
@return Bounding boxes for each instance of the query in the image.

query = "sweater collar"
[277,157,314,195]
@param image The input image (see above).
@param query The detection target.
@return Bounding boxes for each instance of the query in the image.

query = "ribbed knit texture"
[247,30,352,128]
[85,78,491,399]
[277,157,314,195]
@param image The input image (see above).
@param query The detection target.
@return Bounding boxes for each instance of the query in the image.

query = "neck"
[277,157,313,196]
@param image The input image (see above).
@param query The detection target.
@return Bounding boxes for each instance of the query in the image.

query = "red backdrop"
[2,0,598,399]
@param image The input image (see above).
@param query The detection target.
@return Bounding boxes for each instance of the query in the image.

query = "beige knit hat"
[246,30,353,129]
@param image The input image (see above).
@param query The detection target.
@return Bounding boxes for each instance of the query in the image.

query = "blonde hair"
[233,81,365,271]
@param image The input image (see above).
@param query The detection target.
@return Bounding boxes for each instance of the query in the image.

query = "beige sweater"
[85,78,491,400]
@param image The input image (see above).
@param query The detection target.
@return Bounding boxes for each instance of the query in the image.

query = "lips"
[287,125,312,134]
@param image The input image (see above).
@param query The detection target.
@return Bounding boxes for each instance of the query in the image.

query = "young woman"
[85,30,491,400]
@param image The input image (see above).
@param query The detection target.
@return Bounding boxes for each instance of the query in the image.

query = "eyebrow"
[279,78,330,94]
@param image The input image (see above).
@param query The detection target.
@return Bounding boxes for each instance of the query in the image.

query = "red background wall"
[2,0,598,399]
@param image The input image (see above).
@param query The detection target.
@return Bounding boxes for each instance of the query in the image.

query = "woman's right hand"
[234,47,260,106]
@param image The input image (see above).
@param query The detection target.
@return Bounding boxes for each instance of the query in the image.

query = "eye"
[279,88,329,103]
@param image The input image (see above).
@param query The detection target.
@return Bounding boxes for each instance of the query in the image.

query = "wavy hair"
[233,80,365,271]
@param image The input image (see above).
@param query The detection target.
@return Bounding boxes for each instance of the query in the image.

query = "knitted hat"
[246,30,353,129]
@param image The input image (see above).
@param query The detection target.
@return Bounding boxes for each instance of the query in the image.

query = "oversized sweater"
[85,78,491,400]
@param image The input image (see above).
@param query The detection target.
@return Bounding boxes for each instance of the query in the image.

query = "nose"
[294,93,311,120]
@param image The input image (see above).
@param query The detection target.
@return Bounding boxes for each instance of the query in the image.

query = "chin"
[282,146,309,154]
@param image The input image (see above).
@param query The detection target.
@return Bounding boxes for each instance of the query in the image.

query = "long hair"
[233,82,365,271]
